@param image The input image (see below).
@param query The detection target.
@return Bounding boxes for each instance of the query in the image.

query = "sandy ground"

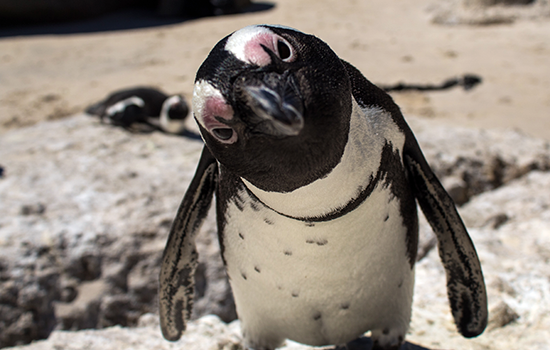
[1,0,549,140]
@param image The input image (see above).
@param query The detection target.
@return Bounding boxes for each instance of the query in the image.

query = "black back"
[86,86,168,117]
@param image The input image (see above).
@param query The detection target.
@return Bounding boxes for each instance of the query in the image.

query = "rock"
[0,253,59,348]
[410,118,550,204]
[2,114,550,349]
[0,114,233,347]
[19,203,46,216]
[440,175,468,205]
[6,313,434,350]
[409,170,550,349]
[6,314,244,350]
[488,301,519,330]
[427,0,550,25]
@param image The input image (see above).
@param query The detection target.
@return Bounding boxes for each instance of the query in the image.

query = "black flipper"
[403,136,488,338]
[159,146,218,341]
[341,59,487,338]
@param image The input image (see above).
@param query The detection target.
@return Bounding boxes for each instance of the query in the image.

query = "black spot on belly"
[284,250,292,256]
[341,302,350,310]
[291,291,299,298]
[233,194,245,211]
[383,328,390,335]
[384,214,390,222]
[398,279,403,288]
[239,232,244,240]
[264,218,274,225]
[306,239,328,246]
[254,266,261,273]
[313,313,322,321]
[241,272,247,280]
[249,201,260,211]
[305,222,315,227]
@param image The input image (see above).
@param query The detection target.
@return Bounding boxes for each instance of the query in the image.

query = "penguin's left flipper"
[403,137,488,338]
[159,146,218,341]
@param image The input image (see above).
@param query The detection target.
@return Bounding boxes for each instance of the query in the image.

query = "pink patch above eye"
[205,97,232,120]
[244,33,276,66]
[201,97,234,130]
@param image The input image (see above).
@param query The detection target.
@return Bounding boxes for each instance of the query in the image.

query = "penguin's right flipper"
[159,146,218,341]
[403,138,488,338]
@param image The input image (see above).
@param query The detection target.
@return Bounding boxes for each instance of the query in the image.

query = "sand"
[1,0,549,139]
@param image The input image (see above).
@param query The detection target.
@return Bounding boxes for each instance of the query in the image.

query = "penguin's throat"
[240,99,402,219]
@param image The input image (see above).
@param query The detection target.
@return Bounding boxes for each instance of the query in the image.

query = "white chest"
[219,101,416,346]
[222,181,414,346]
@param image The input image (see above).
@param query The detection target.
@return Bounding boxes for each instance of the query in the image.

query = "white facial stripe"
[193,80,231,126]
[106,96,144,115]
[159,95,186,134]
[161,95,182,117]
[225,25,275,64]
[242,98,406,218]
[193,79,237,143]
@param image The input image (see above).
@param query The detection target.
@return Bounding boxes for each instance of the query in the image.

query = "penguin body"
[86,86,189,133]
[159,25,487,350]
[219,100,415,349]
[103,95,146,127]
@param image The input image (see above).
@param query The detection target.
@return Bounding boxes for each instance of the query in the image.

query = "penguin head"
[193,25,352,192]
[159,95,190,134]
[163,94,189,121]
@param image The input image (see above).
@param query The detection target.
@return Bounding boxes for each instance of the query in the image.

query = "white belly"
[220,99,415,348]
[221,181,415,347]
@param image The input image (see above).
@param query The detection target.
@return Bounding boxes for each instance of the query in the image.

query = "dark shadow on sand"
[333,337,432,350]
[0,2,274,38]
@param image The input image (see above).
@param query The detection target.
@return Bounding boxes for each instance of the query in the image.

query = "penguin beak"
[241,72,304,137]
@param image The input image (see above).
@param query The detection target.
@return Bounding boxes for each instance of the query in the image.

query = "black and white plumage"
[86,87,189,133]
[159,25,487,350]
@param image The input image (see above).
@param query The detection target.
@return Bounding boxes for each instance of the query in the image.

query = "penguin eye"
[212,128,235,142]
[277,39,292,61]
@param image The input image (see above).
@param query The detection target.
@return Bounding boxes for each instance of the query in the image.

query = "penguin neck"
[241,98,406,220]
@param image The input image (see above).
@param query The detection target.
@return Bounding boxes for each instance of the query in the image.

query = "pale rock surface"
[408,118,550,204]
[0,114,234,348]
[8,314,244,350]
[1,114,549,349]
[408,170,550,350]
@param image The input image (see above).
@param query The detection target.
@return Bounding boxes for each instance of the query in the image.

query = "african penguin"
[159,25,488,350]
[85,86,189,133]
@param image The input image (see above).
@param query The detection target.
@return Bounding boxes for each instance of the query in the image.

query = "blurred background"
[1,0,549,139]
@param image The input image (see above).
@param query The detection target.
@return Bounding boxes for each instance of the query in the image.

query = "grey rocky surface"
[0,114,234,348]
[407,118,550,205]
[1,114,549,349]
